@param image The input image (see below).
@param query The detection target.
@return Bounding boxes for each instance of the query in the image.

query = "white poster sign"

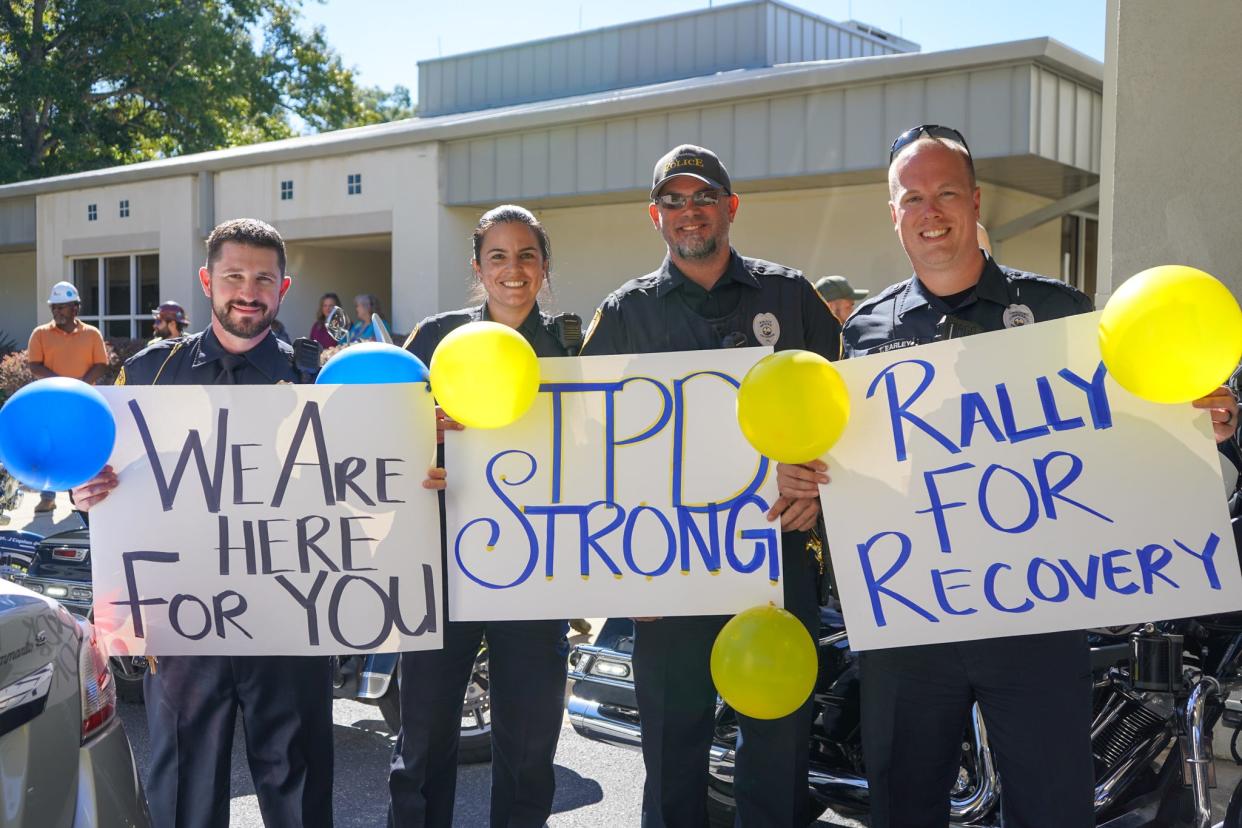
[823,312,1242,650]
[445,348,784,621]
[91,384,442,656]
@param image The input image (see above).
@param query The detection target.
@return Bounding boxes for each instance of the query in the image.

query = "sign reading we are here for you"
[823,312,1242,650]
[444,348,784,621]
[91,385,442,656]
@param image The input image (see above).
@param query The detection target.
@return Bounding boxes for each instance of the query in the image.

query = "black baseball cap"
[650,144,732,199]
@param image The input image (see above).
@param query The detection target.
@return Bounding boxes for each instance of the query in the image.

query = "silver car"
[0,577,149,827]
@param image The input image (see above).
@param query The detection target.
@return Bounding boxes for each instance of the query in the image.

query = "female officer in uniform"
[388,204,577,828]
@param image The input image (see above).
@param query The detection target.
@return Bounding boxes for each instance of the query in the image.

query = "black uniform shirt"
[118,327,299,386]
[406,302,571,364]
[581,248,841,359]
[843,250,1093,356]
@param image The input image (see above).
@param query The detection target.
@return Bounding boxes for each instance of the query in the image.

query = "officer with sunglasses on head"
[580,144,841,827]
[777,124,1238,828]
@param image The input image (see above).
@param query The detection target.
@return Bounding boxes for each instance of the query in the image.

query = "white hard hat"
[47,281,80,304]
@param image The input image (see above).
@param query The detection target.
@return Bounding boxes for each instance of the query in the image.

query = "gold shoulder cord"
[150,341,184,385]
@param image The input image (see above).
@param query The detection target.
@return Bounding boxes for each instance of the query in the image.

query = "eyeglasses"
[889,124,972,164]
[653,189,725,210]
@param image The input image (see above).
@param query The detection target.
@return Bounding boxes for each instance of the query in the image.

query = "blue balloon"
[316,342,429,385]
[0,378,117,491]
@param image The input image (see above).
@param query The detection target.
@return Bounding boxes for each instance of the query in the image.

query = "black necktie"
[215,353,246,385]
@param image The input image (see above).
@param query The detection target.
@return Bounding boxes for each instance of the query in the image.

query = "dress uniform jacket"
[120,327,334,828]
[581,250,840,828]
[389,303,573,828]
[843,251,1096,828]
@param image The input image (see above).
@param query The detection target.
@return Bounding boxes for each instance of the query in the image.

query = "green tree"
[0,0,410,183]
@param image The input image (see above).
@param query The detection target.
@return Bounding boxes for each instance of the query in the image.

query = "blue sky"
[301,0,1106,96]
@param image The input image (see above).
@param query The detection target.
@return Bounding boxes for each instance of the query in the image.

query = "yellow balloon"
[429,321,541,429]
[710,604,817,720]
[736,350,850,463]
[1099,265,1242,404]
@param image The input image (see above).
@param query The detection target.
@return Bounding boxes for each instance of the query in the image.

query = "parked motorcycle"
[569,608,1242,827]
[333,645,494,763]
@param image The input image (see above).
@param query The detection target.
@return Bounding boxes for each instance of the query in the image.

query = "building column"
[1099,0,1242,303]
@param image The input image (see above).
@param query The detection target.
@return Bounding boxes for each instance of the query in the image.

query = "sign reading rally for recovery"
[445,348,783,621]
[823,312,1242,650]
[91,384,442,656]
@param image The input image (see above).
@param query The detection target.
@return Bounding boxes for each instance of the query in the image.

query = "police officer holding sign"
[389,205,579,828]
[580,145,841,827]
[777,126,1238,827]
[71,218,332,828]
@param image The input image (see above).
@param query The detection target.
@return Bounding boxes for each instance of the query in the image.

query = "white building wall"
[35,177,197,334]
[0,251,37,345]
[1099,0,1242,299]
[215,142,467,335]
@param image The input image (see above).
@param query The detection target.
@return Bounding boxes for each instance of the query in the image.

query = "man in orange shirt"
[26,280,108,512]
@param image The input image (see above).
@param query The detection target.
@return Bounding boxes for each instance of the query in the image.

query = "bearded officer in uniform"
[71,218,333,828]
[580,144,841,827]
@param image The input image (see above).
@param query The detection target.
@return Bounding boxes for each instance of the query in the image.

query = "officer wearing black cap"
[390,205,580,828]
[71,218,331,828]
[580,145,841,827]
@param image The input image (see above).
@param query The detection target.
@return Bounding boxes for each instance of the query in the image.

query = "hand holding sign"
[736,350,849,463]
[429,322,539,429]
[0,378,116,490]
[711,604,816,720]
[1099,265,1242,404]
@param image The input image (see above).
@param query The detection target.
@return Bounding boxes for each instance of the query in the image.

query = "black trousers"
[143,655,334,828]
[388,619,567,828]
[860,630,1094,828]
[633,543,820,828]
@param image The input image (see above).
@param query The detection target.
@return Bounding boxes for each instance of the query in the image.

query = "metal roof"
[0,38,1101,202]
[417,0,917,117]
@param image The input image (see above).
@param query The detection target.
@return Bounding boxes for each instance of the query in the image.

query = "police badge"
[752,312,780,346]
[1003,303,1035,328]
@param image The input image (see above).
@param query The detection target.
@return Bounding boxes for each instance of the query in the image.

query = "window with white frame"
[347,173,362,195]
[71,252,161,339]
[119,199,129,218]
[280,180,294,201]
[87,204,97,221]
[1061,214,1098,300]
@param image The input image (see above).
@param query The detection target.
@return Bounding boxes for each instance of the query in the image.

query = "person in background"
[813,274,869,324]
[309,291,342,348]
[148,300,189,344]
[977,221,993,255]
[27,280,108,513]
[349,293,383,342]
[389,205,579,828]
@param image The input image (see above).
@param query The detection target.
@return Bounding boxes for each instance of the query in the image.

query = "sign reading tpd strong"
[92,385,442,656]
[445,348,783,621]
[824,312,1242,650]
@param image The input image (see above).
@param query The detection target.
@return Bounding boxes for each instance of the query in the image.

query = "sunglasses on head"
[889,124,972,164]
[653,189,725,210]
